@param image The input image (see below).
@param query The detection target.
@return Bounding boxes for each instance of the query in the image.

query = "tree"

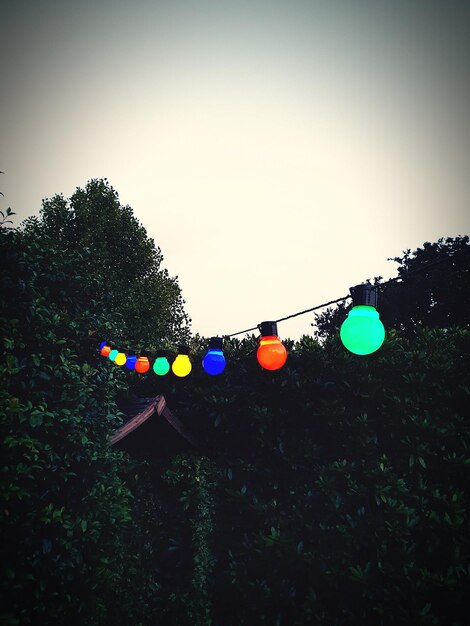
[314,235,470,341]
[0,224,137,625]
[21,178,190,347]
[3,176,469,626]
[0,181,189,625]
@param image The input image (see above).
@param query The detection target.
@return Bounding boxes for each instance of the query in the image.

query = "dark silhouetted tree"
[21,178,190,347]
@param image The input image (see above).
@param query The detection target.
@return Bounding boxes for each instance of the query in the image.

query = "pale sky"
[1,0,469,340]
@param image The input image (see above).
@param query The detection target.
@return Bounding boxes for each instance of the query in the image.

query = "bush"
[154,328,470,625]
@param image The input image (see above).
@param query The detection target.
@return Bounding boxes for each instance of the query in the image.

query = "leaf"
[29,412,43,427]
[420,603,432,616]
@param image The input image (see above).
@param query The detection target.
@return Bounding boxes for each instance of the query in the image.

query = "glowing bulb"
[125,355,137,370]
[256,321,287,371]
[114,352,127,366]
[340,306,385,355]
[100,341,107,349]
[153,351,170,376]
[135,355,150,374]
[202,337,226,375]
[108,349,119,362]
[340,284,385,355]
[101,345,111,357]
[172,346,192,378]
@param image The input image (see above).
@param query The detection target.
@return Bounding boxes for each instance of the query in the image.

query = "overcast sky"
[1,0,469,340]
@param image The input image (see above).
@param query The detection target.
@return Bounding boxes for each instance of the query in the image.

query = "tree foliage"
[2,187,469,626]
[21,179,190,347]
[0,182,189,624]
[147,327,470,626]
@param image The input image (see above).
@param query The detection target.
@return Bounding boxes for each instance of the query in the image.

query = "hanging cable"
[101,246,469,347]
[226,295,351,338]
[225,246,469,338]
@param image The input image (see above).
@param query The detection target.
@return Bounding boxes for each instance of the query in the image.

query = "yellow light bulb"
[172,354,192,378]
[114,352,127,366]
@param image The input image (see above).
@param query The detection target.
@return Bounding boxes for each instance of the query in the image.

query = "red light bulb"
[256,321,287,371]
[101,345,111,357]
[135,355,150,374]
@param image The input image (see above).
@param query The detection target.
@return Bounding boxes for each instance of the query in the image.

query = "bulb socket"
[350,283,378,308]
[208,337,224,350]
[177,344,190,356]
[156,349,169,358]
[258,321,278,337]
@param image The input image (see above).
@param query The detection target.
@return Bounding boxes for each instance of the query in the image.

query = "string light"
[340,284,385,355]
[256,322,288,371]
[98,247,469,371]
[125,353,137,371]
[202,337,226,375]
[114,351,127,366]
[172,345,192,378]
[101,345,111,357]
[153,350,171,376]
[135,355,150,374]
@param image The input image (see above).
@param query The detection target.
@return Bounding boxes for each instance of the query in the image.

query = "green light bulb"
[340,305,385,355]
[153,356,170,376]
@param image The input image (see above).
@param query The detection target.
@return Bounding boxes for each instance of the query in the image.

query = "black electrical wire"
[225,246,469,338]
[103,246,468,347]
[225,295,351,338]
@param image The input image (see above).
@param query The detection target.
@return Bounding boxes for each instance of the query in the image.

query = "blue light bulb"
[125,355,137,370]
[202,337,226,375]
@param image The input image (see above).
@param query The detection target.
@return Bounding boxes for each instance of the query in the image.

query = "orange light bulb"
[256,321,287,371]
[101,345,111,357]
[135,356,150,374]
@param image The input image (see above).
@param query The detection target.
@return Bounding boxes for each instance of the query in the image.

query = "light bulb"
[172,345,192,378]
[340,284,385,355]
[135,355,150,374]
[108,349,119,362]
[153,351,170,376]
[125,355,137,371]
[202,337,226,375]
[256,321,287,371]
[114,352,127,366]
[340,305,385,355]
[100,341,107,349]
[101,345,111,357]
